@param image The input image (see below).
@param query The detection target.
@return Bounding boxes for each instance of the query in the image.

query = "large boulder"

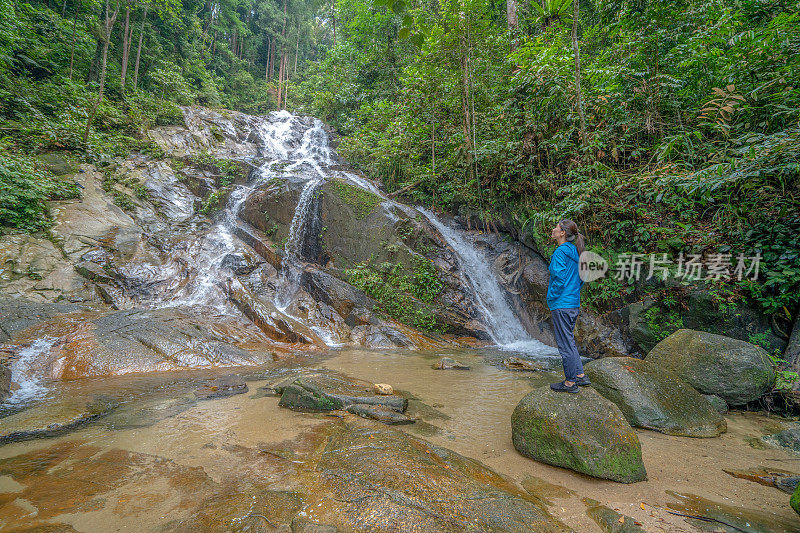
[584,357,727,437]
[647,329,775,406]
[511,386,647,483]
[628,293,786,355]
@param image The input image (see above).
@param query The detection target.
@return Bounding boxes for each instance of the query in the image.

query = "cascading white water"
[418,209,553,355]
[121,109,548,354]
[2,337,57,406]
[276,178,323,309]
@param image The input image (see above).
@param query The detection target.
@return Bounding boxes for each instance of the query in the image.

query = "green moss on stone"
[329,178,381,221]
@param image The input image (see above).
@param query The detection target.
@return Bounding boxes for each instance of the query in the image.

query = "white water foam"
[418,208,554,356]
[3,337,57,406]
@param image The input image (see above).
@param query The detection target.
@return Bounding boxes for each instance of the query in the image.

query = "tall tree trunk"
[277,53,285,109]
[132,3,147,88]
[264,39,272,81]
[120,1,131,91]
[293,27,300,75]
[68,1,80,79]
[84,0,119,143]
[572,0,587,147]
[331,0,336,46]
[268,38,275,80]
[459,34,473,182]
[506,0,518,52]
[276,0,287,108]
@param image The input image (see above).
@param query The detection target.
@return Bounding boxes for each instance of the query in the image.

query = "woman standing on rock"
[547,219,590,393]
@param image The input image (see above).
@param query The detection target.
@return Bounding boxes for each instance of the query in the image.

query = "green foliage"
[189,151,248,186]
[345,256,445,331]
[0,142,80,231]
[200,189,226,216]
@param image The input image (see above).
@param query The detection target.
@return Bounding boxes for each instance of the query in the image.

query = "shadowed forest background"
[1,0,799,388]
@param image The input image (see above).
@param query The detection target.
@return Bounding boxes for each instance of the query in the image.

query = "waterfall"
[119,109,550,354]
[276,178,323,309]
[418,209,553,356]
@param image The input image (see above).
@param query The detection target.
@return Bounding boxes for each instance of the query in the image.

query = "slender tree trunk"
[331,0,336,46]
[132,4,147,88]
[84,0,119,143]
[459,41,473,181]
[68,1,80,79]
[268,38,275,80]
[506,0,518,52]
[293,27,300,75]
[62,0,68,17]
[277,53,285,109]
[276,0,287,107]
[572,0,587,146]
[120,1,131,91]
[264,39,272,81]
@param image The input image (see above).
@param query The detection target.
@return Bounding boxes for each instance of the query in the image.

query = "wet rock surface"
[584,357,727,437]
[0,417,567,532]
[511,386,647,483]
[277,374,409,424]
[433,356,470,370]
[194,375,249,400]
[584,498,646,533]
[4,308,276,380]
[762,426,800,454]
[647,329,776,405]
[667,490,800,532]
[0,299,84,342]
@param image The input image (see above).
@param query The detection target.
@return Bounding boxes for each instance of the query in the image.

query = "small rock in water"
[503,357,544,372]
[433,357,470,370]
[373,383,393,395]
[194,375,248,400]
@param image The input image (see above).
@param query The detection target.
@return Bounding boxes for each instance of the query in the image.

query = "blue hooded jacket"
[546,242,583,310]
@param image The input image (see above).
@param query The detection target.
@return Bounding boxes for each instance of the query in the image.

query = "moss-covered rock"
[584,357,727,437]
[791,483,800,516]
[511,386,647,483]
[646,329,775,406]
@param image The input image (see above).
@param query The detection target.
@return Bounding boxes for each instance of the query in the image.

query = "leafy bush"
[0,142,80,231]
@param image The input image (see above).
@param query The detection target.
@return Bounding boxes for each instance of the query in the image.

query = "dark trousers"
[552,307,583,382]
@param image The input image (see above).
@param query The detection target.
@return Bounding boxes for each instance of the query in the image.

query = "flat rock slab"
[308,419,568,531]
[0,397,119,445]
[0,299,83,342]
[585,357,727,437]
[194,375,249,400]
[512,386,647,483]
[646,329,775,406]
[667,491,800,532]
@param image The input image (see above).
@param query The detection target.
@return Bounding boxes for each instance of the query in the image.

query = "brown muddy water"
[0,348,797,532]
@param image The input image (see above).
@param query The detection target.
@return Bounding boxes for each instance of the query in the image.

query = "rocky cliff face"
[0,106,638,392]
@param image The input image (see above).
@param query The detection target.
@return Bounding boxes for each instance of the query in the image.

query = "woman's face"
[551,223,565,242]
